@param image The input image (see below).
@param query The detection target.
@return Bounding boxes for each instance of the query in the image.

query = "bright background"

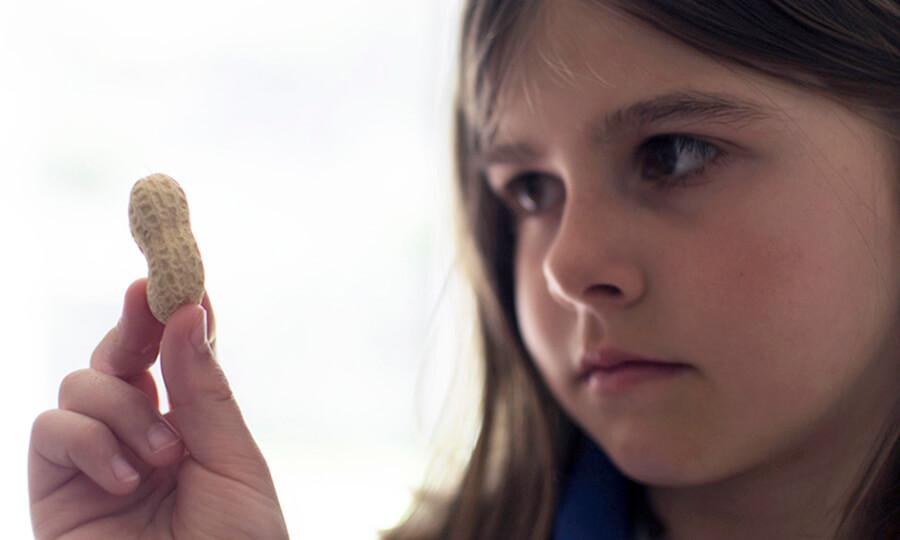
[1,1,480,538]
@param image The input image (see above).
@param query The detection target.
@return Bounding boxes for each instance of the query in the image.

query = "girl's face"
[484,0,900,487]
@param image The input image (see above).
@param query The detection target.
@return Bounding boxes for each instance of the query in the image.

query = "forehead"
[490,0,784,143]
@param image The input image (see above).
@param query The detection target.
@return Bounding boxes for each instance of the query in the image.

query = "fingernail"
[111,454,140,483]
[191,305,209,353]
[147,422,180,452]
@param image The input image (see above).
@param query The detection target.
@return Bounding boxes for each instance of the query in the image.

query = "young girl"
[29,0,900,538]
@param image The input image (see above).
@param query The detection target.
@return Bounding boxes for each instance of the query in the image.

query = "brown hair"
[381,1,900,539]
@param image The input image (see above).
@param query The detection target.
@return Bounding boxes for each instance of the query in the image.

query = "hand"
[29,278,289,539]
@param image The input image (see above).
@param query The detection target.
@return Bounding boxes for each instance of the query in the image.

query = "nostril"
[590,284,622,297]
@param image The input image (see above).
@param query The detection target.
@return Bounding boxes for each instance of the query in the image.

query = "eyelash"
[495,134,727,217]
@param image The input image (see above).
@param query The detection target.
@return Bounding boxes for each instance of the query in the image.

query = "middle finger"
[58,368,184,468]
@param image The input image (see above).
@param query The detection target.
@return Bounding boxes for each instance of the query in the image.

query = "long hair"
[382,1,900,539]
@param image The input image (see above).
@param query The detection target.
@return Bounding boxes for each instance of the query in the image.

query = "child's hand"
[29,278,289,539]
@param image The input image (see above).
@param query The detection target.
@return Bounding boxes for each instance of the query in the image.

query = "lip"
[578,346,682,380]
[584,362,689,393]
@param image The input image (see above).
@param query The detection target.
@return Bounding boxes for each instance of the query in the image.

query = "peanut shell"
[128,173,205,323]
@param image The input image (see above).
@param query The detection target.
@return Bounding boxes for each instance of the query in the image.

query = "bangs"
[459,0,546,153]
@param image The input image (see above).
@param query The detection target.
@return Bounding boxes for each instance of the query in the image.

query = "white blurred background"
[1,1,478,537]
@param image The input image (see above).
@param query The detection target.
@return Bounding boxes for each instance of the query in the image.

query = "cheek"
[732,200,877,362]
[513,235,573,387]
[677,173,898,448]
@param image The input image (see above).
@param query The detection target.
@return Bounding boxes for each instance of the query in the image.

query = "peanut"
[128,173,205,323]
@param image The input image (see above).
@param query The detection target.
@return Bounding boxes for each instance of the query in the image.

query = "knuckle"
[168,360,234,408]
[70,422,114,460]
[31,409,58,437]
[89,326,118,367]
[58,368,98,406]
[208,384,235,405]
[205,362,234,403]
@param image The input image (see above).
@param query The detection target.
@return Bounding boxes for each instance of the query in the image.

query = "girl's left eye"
[636,134,725,189]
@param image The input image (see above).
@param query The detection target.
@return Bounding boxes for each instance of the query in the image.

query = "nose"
[542,189,647,313]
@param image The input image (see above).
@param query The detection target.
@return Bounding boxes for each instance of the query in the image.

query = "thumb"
[160,303,276,496]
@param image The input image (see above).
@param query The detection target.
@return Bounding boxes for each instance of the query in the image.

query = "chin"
[588,424,723,487]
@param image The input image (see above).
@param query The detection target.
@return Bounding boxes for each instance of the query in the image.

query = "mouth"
[578,346,686,381]
[582,361,690,393]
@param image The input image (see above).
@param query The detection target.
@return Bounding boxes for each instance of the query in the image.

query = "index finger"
[90,278,164,378]
[90,278,217,378]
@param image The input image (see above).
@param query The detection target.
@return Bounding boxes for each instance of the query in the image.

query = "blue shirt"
[551,433,637,540]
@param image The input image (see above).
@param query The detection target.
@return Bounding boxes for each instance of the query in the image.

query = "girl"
[385,1,900,538]
[29,0,900,539]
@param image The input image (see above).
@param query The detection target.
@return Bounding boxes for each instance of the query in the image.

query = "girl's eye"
[496,172,564,218]
[637,134,724,189]
[493,134,726,218]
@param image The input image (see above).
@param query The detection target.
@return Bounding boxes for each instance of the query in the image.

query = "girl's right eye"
[496,172,564,218]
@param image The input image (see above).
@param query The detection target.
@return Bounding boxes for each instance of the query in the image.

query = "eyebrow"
[477,90,777,169]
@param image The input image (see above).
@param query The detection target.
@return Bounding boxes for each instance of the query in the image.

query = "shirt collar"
[551,432,634,540]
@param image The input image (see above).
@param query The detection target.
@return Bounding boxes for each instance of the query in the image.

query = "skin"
[28,279,288,539]
[483,0,900,538]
